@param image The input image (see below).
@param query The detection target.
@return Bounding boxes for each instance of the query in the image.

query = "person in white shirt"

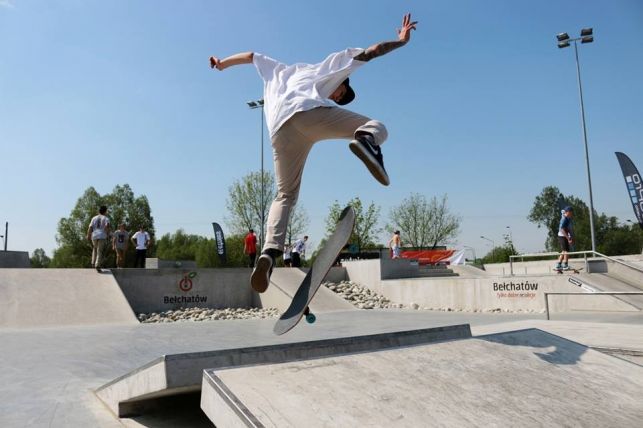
[131,227,152,268]
[291,236,308,268]
[209,13,418,293]
[87,205,111,271]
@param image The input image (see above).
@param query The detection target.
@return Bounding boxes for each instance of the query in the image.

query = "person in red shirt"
[244,229,258,268]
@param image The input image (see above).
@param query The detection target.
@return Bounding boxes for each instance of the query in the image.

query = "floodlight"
[257,100,264,106]
[247,101,257,108]
[558,41,570,49]
[556,32,570,42]
[580,28,593,37]
[581,36,594,44]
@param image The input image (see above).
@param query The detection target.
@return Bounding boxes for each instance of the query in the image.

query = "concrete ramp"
[201,328,643,427]
[268,268,355,312]
[0,269,138,328]
[96,324,470,417]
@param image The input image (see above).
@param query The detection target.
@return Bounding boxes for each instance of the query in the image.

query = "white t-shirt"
[253,48,366,137]
[89,214,110,240]
[132,231,150,250]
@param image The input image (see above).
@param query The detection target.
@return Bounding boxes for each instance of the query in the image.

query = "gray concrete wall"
[0,251,30,268]
[376,275,637,313]
[606,260,643,289]
[343,259,637,313]
[111,268,253,314]
[0,269,138,328]
[144,258,198,269]
[380,257,419,279]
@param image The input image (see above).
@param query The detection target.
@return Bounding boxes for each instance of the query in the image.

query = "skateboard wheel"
[305,313,316,324]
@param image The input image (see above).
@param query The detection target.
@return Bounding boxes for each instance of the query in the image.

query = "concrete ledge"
[201,328,643,427]
[96,324,471,417]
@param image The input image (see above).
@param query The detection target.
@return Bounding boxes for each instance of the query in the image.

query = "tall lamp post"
[247,99,265,250]
[480,236,495,261]
[556,28,596,252]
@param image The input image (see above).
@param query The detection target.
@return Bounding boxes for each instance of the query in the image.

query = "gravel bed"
[138,307,280,323]
[323,280,542,313]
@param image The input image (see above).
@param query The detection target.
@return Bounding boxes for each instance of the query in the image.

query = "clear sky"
[1,0,642,259]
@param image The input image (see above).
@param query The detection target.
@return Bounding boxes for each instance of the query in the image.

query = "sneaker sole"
[349,140,390,186]
[251,256,272,293]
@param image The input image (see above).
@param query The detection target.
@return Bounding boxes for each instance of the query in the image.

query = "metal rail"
[509,250,643,276]
[544,292,643,320]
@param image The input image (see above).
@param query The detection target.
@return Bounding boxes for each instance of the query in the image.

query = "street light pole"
[556,28,596,252]
[247,99,265,251]
[480,235,495,261]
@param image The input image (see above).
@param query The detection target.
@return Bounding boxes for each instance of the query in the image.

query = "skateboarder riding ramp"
[0,269,138,328]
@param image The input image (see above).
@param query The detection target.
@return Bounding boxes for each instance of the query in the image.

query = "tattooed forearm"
[353,40,407,62]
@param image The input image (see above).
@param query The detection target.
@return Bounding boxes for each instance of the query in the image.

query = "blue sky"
[1,0,642,259]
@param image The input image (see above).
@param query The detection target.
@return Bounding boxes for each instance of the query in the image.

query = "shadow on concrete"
[478,328,588,365]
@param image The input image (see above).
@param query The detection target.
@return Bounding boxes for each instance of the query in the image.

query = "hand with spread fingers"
[397,13,418,43]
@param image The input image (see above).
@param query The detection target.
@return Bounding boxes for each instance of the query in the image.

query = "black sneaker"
[250,249,281,293]
[349,134,390,186]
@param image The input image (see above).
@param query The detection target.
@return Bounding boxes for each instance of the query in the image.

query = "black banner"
[212,222,227,264]
[615,152,643,229]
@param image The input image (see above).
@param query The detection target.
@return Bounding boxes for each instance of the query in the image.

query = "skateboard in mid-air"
[273,206,355,336]
[553,267,583,274]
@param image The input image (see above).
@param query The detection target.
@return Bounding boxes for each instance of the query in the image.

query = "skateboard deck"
[273,206,355,335]
[553,267,583,274]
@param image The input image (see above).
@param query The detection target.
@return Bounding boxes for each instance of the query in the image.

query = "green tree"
[528,186,593,251]
[388,193,460,249]
[325,197,381,252]
[30,248,51,268]
[51,185,155,267]
[528,185,643,255]
[156,229,249,268]
[481,232,518,263]
[286,204,310,246]
[156,229,203,261]
[481,245,516,264]
[226,171,276,241]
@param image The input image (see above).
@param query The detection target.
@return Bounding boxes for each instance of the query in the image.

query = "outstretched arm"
[209,52,254,71]
[354,13,418,62]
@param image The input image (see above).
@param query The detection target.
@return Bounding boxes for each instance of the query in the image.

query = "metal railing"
[509,250,643,276]
[544,292,643,320]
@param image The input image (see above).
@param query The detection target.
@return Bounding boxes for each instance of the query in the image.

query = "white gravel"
[323,280,541,313]
[138,307,280,323]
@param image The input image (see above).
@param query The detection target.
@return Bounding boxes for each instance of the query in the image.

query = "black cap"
[336,78,355,105]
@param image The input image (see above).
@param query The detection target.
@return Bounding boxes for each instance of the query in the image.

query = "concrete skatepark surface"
[1,264,642,426]
[202,328,643,427]
[1,310,642,427]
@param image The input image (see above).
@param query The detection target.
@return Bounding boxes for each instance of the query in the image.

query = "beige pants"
[115,248,126,268]
[264,107,388,252]
[92,239,107,268]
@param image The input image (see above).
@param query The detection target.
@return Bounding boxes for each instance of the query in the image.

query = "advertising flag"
[615,152,643,229]
[212,222,227,264]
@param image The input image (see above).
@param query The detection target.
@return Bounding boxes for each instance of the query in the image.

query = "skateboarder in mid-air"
[210,13,418,293]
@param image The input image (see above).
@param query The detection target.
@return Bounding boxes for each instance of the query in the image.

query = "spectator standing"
[388,230,402,259]
[87,205,111,272]
[112,224,129,268]
[131,227,152,268]
[244,229,258,267]
[283,244,292,267]
[291,236,308,268]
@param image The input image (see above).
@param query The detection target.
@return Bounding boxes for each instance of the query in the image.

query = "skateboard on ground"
[553,267,583,274]
[273,206,355,336]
